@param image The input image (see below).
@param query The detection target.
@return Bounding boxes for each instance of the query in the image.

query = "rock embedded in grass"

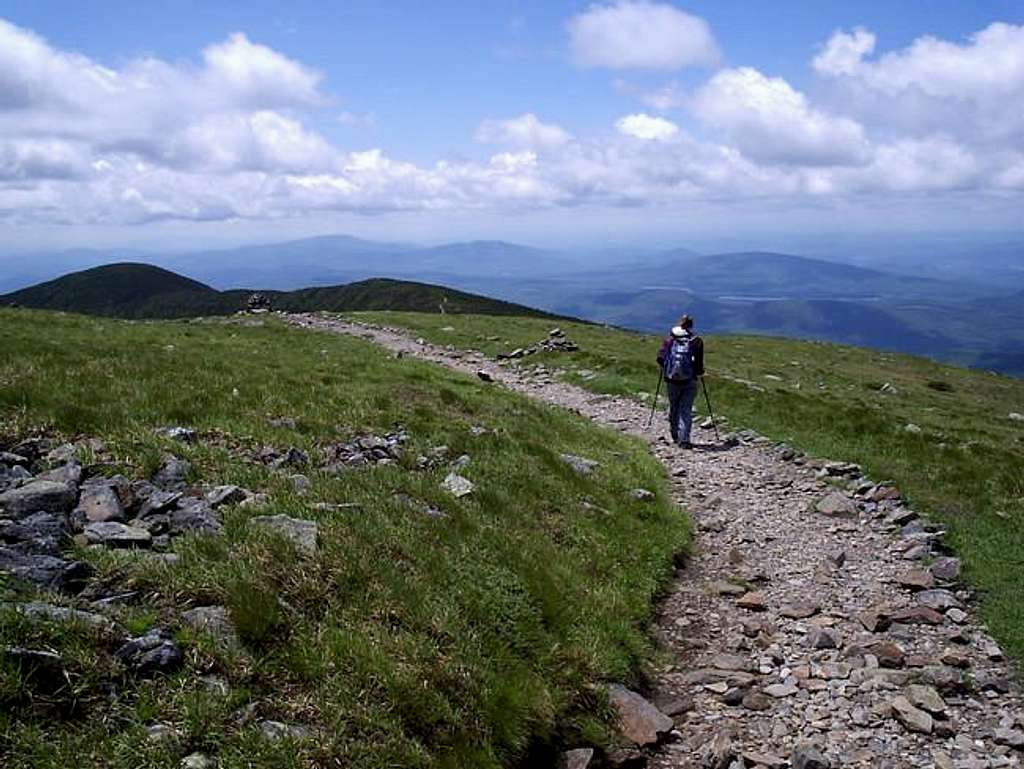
[12,601,115,632]
[559,453,600,475]
[182,605,238,646]
[114,628,184,677]
[248,514,318,553]
[441,472,474,498]
[2,646,65,691]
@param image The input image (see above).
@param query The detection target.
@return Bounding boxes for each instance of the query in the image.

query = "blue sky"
[1,1,1023,250]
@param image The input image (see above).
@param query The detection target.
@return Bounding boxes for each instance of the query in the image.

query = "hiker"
[656,314,705,449]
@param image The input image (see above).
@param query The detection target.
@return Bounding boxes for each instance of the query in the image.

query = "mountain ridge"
[0,263,570,321]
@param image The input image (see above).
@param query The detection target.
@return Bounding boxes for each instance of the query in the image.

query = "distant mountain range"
[0,263,566,321]
[2,234,1022,375]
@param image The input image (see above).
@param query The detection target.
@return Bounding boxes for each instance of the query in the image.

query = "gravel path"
[287,314,1024,769]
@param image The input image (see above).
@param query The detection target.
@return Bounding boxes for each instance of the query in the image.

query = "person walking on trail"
[656,315,705,449]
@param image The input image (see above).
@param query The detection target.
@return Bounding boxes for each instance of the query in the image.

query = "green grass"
[353,311,1024,663]
[0,308,690,768]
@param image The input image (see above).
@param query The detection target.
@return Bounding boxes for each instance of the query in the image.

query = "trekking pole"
[645,371,664,429]
[700,376,720,442]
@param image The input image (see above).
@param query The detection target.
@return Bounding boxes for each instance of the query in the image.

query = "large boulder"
[0,480,77,519]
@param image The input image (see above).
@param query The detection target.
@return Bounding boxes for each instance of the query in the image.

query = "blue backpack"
[663,335,694,381]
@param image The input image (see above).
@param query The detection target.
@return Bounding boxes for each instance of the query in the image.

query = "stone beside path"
[286,313,1024,769]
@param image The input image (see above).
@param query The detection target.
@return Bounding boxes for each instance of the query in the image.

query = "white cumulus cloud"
[476,113,573,149]
[692,67,870,166]
[615,113,680,141]
[568,1,720,69]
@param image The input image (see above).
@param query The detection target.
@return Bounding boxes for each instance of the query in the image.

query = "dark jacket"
[656,330,704,379]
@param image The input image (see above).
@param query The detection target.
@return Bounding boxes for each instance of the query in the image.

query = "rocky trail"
[287,313,1024,769]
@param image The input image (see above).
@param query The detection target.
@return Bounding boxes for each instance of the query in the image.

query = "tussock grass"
[0,308,689,768]
[356,311,1024,663]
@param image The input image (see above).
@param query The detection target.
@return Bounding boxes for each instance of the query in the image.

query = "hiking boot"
[678,441,693,450]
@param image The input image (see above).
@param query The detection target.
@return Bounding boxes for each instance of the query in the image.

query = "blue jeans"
[667,379,698,445]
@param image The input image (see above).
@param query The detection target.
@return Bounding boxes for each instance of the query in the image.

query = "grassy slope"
[354,311,1024,662]
[0,308,689,769]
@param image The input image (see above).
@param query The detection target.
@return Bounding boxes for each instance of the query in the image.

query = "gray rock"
[138,489,182,518]
[476,369,494,382]
[605,684,673,747]
[144,723,179,742]
[806,627,839,649]
[994,728,1024,750]
[248,514,318,554]
[74,484,125,525]
[814,492,857,517]
[742,691,773,711]
[898,569,935,590]
[441,472,474,498]
[169,498,221,535]
[0,480,77,518]
[288,474,311,494]
[560,748,594,769]
[764,683,799,698]
[181,605,237,646]
[12,601,115,632]
[259,720,313,741]
[205,485,247,508]
[792,743,831,769]
[780,601,821,619]
[35,462,82,486]
[0,547,93,593]
[152,455,191,490]
[891,695,933,733]
[155,426,197,443]
[630,488,655,502]
[736,591,767,611]
[703,729,735,769]
[711,580,747,597]
[0,451,30,466]
[0,511,69,551]
[931,556,961,581]
[114,629,183,677]
[874,641,905,668]
[0,463,33,491]
[180,753,213,769]
[559,453,600,476]
[2,646,65,690]
[84,521,152,548]
[916,589,962,611]
[905,684,947,715]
